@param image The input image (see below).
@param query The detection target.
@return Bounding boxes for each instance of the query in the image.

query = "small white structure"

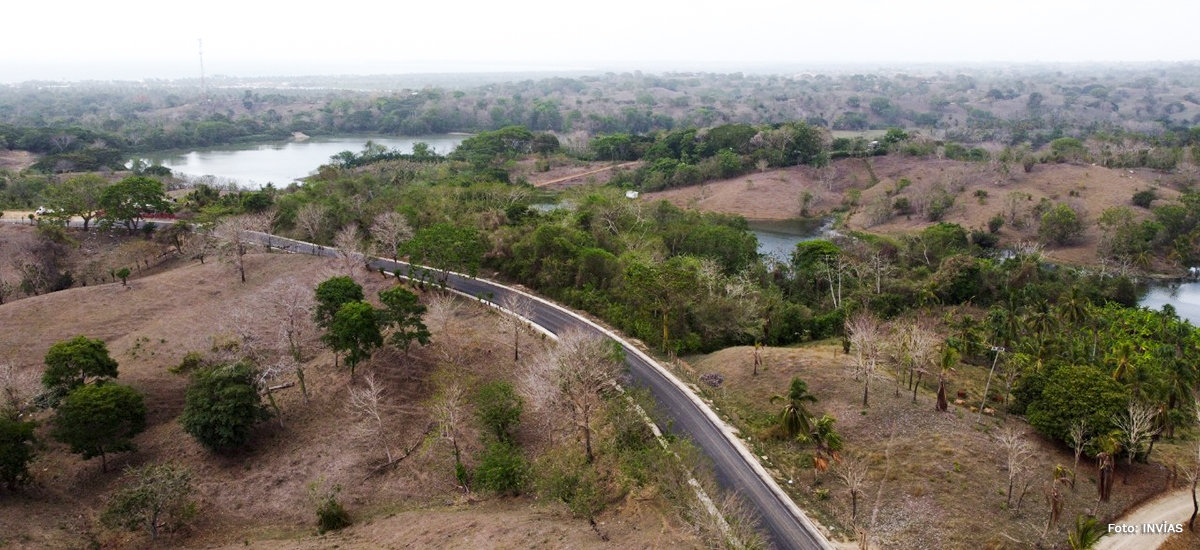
[625,190,640,199]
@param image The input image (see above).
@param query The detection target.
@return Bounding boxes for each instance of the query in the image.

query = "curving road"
[250,232,834,550]
[0,216,833,549]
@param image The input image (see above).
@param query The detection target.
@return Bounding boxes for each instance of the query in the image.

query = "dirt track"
[1096,489,1195,550]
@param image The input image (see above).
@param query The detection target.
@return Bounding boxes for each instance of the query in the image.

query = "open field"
[0,252,696,549]
[677,340,1181,549]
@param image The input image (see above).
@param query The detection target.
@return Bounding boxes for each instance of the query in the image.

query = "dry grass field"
[0,252,697,549]
[678,340,1180,549]
[644,156,1184,270]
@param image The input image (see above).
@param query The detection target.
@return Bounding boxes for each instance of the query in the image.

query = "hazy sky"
[3,0,1197,82]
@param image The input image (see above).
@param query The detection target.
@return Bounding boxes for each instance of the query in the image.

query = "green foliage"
[101,463,196,539]
[0,417,36,488]
[322,301,384,373]
[1026,365,1126,446]
[1039,203,1084,246]
[42,335,119,396]
[377,286,430,352]
[179,363,269,453]
[534,450,607,520]
[770,377,818,438]
[475,441,529,496]
[475,381,524,442]
[307,479,352,533]
[52,384,146,469]
[403,223,487,281]
[98,176,170,232]
[930,255,984,304]
[115,267,131,285]
[313,276,364,329]
[987,215,1004,234]
[1131,189,1156,208]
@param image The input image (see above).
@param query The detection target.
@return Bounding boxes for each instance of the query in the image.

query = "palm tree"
[802,414,843,481]
[1067,515,1106,550]
[770,377,818,438]
[1110,341,1143,397]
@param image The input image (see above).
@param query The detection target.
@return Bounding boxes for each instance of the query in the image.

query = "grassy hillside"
[0,252,699,549]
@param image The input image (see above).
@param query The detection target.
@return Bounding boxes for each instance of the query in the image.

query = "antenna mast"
[198,38,207,100]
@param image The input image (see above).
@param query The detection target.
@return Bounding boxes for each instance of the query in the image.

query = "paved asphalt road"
[0,218,830,549]
[250,232,832,550]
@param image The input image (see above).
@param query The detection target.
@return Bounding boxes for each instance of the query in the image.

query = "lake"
[747,218,834,262]
[1140,279,1200,325]
[143,134,465,188]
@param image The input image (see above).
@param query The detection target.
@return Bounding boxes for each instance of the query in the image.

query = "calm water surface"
[143,135,464,188]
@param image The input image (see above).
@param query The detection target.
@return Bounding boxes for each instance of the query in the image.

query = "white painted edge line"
[256,231,835,549]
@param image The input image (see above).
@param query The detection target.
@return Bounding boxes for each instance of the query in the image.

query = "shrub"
[475,381,523,442]
[987,215,1004,234]
[535,450,608,520]
[475,441,528,495]
[101,463,196,539]
[1131,189,1157,209]
[0,417,36,488]
[1038,203,1084,246]
[892,197,913,215]
[179,363,269,453]
[307,479,351,533]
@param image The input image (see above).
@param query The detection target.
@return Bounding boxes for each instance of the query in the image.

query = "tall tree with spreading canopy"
[42,335,119,396]
[313,276,364,330]
[402,223,486,285]
[52,384,147,471]
[323,301,384,376]
[99,176,169,232]
[45,173,109,230]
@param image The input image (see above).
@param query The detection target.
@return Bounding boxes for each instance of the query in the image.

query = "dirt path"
[532,161,639,187]
[1096,489,1195,550]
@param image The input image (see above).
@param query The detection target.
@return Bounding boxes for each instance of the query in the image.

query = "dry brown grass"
[644,155,1182,270]
[681,342,1170,550]
[1160,528,1199,550]
[0,252,696,549]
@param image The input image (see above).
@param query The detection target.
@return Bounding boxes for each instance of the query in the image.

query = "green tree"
[1026,365,1127,445]
[0,416,36,488]
[378,286,430,354]
[101,463,196,539]
[475,381,524,442]
[770,377,818,438]
[313,276,364,329]
[322,301,383,376]
[52,384,147,471]
[99,176,170,232]
[403,223,487,284]
[42,335,119,396]
[1039,203,1084,246]
[179,363,269,453]
[45,173,109,230]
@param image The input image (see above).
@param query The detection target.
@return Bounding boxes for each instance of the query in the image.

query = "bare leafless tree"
[1114,401,1160,483]
[1000,428,1034,512]
[0,362,38,416]
[370,211,412,263]
[333,223,371,279]
[180,228,216,265]
[432,383,469,491]
[348,373,393,463]
[498,293,535,362]
[263,277,316,362]
[256,357,296,428]
[837,453,870,522]
[521,328,621,463]
[295,203,328,242]
[213,214,269,282]
[1067,419,1090,489]
[847,312,883,407]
